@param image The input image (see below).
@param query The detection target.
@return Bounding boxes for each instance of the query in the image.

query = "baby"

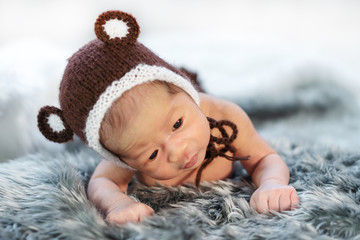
[37,11,299,224]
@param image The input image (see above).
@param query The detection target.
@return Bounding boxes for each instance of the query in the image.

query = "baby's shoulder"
[199,93,242,120]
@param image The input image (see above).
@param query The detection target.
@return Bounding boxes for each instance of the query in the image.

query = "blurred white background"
[0,0,359,160]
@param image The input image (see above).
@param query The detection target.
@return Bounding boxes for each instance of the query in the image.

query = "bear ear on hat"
[95,10,140,45]
[37,106,74,143]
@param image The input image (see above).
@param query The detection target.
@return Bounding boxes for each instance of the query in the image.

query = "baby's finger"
[144,204,155,216]
[106,214,130,224]
[279,192,291,211]
[138,204,155,222]
[250,195,267,213]
[256,198,270,214]
[268,196,280,212]
[290,190,300,210]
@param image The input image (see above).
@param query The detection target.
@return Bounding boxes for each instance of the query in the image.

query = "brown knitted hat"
[37,10,200,169]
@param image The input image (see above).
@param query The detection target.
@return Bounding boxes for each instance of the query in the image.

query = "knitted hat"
[37,10,200,169]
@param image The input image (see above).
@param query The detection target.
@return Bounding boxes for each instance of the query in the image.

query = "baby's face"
[110,85,210,180]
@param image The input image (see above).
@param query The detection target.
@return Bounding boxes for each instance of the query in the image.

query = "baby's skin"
[87,82,299,224]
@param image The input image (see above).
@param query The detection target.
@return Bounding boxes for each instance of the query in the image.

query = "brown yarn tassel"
[195,117,250,187]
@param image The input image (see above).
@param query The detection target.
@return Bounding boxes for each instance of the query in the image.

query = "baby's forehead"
[128,80,181,95]
[115,81,169,107]
[107,81,174,134]
[113,81,181,110]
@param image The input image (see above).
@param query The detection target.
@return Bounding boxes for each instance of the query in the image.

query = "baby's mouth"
[184,153,198,169]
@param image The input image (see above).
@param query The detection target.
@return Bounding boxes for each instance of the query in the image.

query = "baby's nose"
[167,137,188,163]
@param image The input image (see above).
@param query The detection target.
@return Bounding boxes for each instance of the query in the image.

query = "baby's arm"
[204,94,299,213]
[231,105,299,213]
[248,153,299,213]
[87,160,154,224]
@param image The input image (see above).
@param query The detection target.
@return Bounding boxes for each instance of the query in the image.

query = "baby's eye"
[149,150,158,160]
[172,118,182,131]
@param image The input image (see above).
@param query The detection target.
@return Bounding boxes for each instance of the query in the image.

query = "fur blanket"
[1,77,360,239]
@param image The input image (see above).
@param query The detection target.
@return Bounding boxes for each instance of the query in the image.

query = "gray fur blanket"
[1,79,360,239]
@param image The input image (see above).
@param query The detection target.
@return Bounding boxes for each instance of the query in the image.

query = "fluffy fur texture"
[1,80,360,239]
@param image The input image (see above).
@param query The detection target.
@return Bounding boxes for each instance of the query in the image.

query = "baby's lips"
[184,153,198,169]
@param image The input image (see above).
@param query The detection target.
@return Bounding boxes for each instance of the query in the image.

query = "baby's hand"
[106,199,155,224]
[250,180,299,214]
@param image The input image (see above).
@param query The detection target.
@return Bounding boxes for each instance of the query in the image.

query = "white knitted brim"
[85,64,200,169]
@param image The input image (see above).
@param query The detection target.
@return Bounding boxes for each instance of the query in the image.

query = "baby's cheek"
[200,123,210,146]
[143,162,164,178]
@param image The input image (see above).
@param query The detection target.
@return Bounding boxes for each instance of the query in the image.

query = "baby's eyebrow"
[123,136,152,160]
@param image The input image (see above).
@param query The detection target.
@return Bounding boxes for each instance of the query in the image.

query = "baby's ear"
[94,10,140,45]
[37,106,73,143]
